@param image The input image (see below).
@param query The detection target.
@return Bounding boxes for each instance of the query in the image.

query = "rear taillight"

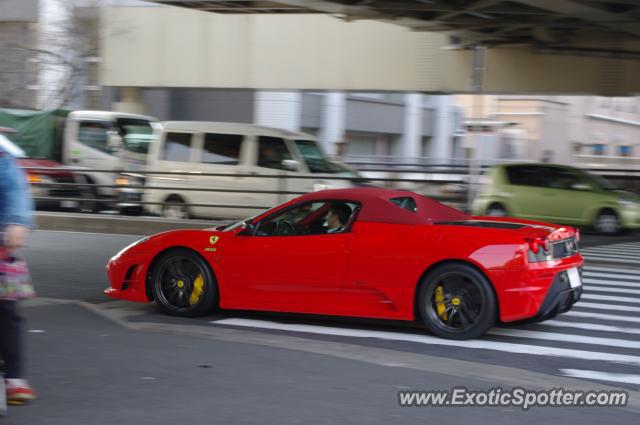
[525,236,549,254]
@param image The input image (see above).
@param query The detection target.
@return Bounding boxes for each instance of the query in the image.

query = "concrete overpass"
[100,0,640,95]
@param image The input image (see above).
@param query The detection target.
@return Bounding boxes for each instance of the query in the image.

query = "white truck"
[62,110,158,212]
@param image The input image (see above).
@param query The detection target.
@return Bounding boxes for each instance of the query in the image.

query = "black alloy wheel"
[418,263,497,340]
[151,249,217,317]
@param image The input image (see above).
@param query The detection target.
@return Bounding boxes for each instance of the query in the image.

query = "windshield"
[115,118,155,154]
[295,139,356,176]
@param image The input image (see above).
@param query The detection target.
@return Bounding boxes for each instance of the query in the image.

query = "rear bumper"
[530,268,582,321]
[489,255,583,322]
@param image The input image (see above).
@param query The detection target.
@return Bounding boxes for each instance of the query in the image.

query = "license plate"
[60,200,78,209]
[567,267,582,288]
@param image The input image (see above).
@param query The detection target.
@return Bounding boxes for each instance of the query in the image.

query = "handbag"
[0,252,36,301]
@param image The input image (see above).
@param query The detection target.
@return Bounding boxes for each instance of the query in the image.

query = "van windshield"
[295,139,354,175]
[115,118,155,154]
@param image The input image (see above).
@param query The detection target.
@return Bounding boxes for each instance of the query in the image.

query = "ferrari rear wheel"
[151,249,218,317]
[418,263,497,340]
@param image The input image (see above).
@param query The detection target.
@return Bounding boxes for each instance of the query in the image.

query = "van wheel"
[162,196,189,220]
[486,203,507,217]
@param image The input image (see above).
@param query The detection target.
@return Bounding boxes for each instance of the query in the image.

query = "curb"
[34,212,224,236]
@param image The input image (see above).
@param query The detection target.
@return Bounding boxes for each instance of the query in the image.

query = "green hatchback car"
[472,163,640,234]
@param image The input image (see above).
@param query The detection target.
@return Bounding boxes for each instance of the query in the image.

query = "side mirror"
[238,220,256,236]
[281,159,299,171]
[107,132,123,152]
[571,183,592,191]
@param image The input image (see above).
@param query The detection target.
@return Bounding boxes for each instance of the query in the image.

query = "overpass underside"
[105,1,640,94]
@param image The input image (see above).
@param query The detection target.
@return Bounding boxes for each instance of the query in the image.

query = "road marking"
[581,294,640,304]
[539,320,640,335]
[583,266,640,275]
[565,311,640,324]
[560,369,640,385]
[583,279,640,288]
[582,256,640,264]
[575,302,640,313]
[584,272,640,281]
[488,328,640,349]
[583,252,640,259]
[210,318,640,366]
[586,286,640,295]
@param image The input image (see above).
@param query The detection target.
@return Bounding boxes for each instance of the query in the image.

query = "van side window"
[163,132,193,162]
[202,133,242,165]
[257,136,292,170]
[78,121,111,153]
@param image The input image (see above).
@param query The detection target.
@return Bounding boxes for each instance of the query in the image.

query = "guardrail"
[19,167,470,218]
[19,162,640,220]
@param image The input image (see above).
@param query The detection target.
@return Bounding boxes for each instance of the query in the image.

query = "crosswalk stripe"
[565,311,640,324]
[582,252,640,259]
[575,302,640,312]
[582,249,640,256]
[489,328,640,349]
[586,286,640,295]
[211,318,640,366]
[582,294,640,304]
[583,266,640,275]
[584,272,640,281]
[560,369,640,385]
[583,256,639,264]
[539,320,640,335]
[584,279,640,289]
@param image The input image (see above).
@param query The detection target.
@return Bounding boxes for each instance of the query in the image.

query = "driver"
[326,202,352,234]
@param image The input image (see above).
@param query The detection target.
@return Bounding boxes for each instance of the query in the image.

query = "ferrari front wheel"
[151,249,218,317]
[418,263,497,340]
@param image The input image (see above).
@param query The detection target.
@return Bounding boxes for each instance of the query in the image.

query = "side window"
[549,168,580,190]
[256,201,359,236]
[390,197,417,212]
[78,121,111,153]
[202,133,242,165]
[257,136,292,170]
[505,166,549,187]
[163,132,193,162]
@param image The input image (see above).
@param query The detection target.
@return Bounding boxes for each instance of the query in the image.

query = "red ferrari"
[105,188,583,339]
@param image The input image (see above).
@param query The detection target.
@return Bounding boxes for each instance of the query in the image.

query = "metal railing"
[20,161,640,220]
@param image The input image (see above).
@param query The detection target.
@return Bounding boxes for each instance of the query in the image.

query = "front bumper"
[104,252,152,303]
[620,206,640,229]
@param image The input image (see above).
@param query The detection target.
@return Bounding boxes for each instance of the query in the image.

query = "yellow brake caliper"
[189,274,205,306]
[434,285,448,321]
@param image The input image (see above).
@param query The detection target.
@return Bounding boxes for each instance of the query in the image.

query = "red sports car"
[105,188,583,339]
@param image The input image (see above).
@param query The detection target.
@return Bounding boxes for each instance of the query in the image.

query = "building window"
[593,144,606,156]
[618,145,632,157]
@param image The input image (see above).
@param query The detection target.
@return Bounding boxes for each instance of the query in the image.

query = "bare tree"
[0,0,103,110]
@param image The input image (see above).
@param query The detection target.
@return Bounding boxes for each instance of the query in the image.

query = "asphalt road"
[5,229,640,424]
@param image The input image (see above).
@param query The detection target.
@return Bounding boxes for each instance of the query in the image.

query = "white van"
[144,121,358,219]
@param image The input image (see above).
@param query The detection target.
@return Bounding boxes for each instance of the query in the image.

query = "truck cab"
[63,111,158,206]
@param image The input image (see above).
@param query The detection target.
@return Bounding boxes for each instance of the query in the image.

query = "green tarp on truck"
[0,109,69,161]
